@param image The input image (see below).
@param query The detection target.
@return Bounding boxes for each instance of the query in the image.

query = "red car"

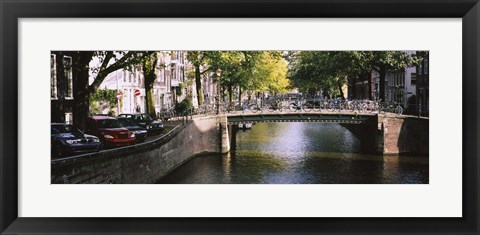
[85,116,136,148]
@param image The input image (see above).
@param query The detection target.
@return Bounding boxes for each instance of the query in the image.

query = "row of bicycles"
[296,98,404,115]
[188,99,404,115]
[194,98,404,115]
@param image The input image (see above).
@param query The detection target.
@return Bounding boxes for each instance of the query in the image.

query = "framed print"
[1,0,479,234]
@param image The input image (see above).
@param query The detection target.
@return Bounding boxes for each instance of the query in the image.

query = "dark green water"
[159,122,429,184]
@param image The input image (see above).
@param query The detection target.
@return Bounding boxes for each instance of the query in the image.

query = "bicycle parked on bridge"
[348,99,369,113]
[380,101,403,115]
[219,101,239,114]
[300,96,325,113]
[248,102,265,113]
[227,102,239,114]
[364,99,379,113]
[328,98,346,112]
[266,99,284,112]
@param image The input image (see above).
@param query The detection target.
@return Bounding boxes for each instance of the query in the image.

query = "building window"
[418,62,423,75]
[411,73,416,85]
[171,65,177,81]
[159,67,165,83]
[51,54,57,99]
[63,56,73,99]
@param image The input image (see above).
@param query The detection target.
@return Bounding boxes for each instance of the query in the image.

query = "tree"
[141,52,158,118]
[288,51,355,98]
[253,52,289,94]
[210,51,289,104]
[351,51,419,101]
[288,51,419,100]
[69,51,147,130]
[186,51,223,106]
[213,51,245,103]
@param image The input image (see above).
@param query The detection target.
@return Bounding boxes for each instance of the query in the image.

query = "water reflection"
[158,123,428,184]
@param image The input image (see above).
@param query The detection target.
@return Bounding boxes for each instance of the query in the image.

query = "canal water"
[158,122,429,184]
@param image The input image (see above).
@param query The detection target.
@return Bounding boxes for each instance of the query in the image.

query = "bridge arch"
[226,112,379,153]
[223,112,428,155]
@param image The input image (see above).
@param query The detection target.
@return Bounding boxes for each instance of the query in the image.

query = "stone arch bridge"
[219,111,429,155]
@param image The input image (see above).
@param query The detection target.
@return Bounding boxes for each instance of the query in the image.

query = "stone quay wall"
[342,114,429,155]
[379,115,429,155]
[51,116,226,184]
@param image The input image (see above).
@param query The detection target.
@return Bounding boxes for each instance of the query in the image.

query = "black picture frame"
[1,0,478,234]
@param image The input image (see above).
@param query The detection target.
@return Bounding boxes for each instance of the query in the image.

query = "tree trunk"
[338,83,344,99]
[238,87,242,106]
[228,85,233,103]
[350,77,356,100]
[195,64,203,106]
[379,65,386,101]
[145,82,155,118]
[144,55,158,118]
[72,51,93,131]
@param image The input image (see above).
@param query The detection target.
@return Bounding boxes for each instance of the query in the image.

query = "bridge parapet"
[227,112,375,125]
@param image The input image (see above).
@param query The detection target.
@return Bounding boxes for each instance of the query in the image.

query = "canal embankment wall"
[51,116,225,184]
[342,114,429,155]
[379,115,429,155]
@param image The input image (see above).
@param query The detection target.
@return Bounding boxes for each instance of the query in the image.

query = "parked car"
[51,123,101,158]
[116,117,148,143]
[85,116,136,148]
[117,113,164,134]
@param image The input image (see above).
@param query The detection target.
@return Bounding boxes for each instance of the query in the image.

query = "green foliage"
[89,89,117,115]
[186,51,289,97]
[90,89,117,105]
[351,51,420,70]
[176,85,183,96]
[288,51,419,98]
[288,51,349,96]
[88,51,153,94]
[255,52,289,93]
[200,51,290,98]
[89,101,100,115]
[175,97,193,115]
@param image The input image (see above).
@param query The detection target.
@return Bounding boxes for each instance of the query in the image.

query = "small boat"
[244,122,253,129]
[238,123,244,129]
